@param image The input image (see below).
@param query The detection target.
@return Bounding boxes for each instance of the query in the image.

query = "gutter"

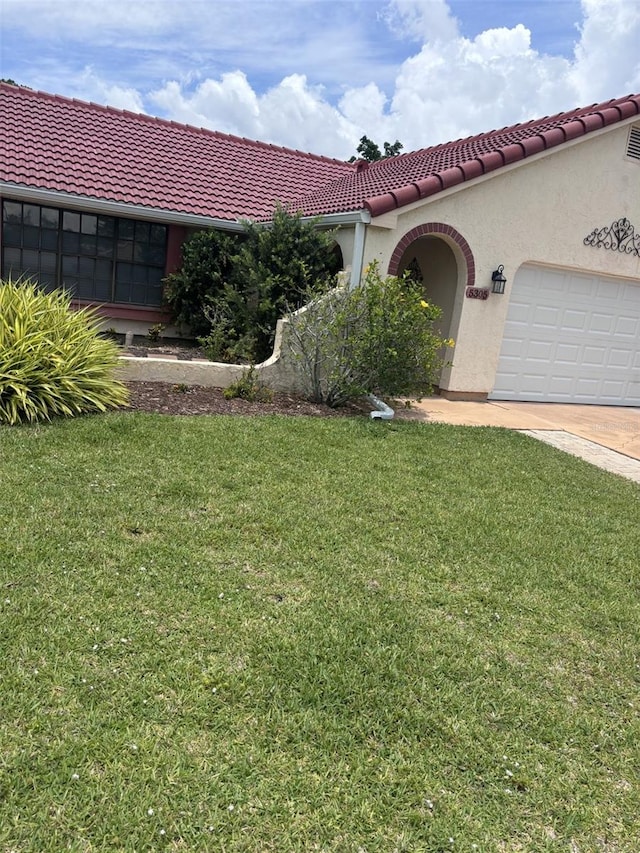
[0,182,248,232]
[1,184,373,277]
[1,183,374,235]
[302,209,371,227]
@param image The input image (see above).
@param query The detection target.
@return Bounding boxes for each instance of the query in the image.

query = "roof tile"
[500,143,525,164]
[0,83,353,220]
[519,136,546,156]
[458,160,484,181]
[538,127,567,147]
[477,151,505,173]
[391,184,421,207]
[438,166,465,189]
[415,175,444,198]
[2,84,639,222]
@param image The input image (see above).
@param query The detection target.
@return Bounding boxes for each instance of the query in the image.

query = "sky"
[1,0,639,160]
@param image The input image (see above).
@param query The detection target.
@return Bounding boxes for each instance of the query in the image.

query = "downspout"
[349,218,367,290]
[351,218,395,420]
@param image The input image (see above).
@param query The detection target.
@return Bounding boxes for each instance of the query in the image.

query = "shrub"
[222,366,273,402]
[163,206,341,363]
[230,205,341,361]
[163,228,241,338]
[284,261,453,407]
[0,278,129,424]
[147,323,165,343]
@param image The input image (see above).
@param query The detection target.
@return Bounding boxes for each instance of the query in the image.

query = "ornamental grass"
[0,277,128,424]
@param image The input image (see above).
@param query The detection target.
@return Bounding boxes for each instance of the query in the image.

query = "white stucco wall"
[332,226,355,273]
[362,122,640,396]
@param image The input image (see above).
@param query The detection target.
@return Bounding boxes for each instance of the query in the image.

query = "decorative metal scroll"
[583,217,640,257]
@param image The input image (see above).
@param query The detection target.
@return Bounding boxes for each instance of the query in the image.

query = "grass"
[1,412,639,852]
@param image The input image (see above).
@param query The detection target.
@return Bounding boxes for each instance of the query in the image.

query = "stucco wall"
[119,298,326,395]
[363,123,640,395]
[332,226,355,272]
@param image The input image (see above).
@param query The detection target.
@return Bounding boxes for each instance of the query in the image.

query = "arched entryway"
[388,223,474,343]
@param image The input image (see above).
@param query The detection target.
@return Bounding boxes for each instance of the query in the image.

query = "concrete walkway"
[405,398,640,483]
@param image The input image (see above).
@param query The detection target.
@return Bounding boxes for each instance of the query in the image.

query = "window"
[1,200,167,306]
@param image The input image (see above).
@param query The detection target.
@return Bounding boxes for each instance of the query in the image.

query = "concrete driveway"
[405,399,640,482]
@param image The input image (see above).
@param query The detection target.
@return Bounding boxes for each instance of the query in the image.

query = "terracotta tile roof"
[1,83,639,222]
[288,93,640,217]
[0,83,354,220]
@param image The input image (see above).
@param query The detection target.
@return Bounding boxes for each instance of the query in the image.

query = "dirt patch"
[123,381,379,418]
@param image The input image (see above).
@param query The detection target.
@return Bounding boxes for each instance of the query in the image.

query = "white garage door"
[490,265,640,406]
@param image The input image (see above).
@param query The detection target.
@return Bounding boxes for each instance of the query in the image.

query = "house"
[1,82,639,405]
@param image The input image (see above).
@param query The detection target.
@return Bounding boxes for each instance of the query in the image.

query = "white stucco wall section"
[363,122,640,396]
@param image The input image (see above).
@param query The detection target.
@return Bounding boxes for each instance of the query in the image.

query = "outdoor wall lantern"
[491,265,507,294]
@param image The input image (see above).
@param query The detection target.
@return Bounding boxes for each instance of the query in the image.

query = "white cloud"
[150,74,359,158]
[152,73,260,136]
[388,25,576,148]
[149,20,569,159]
[1,0,402,95]
[145,0,640,158]
[2,0,639,160]
[339,83,390,137]
[0,0,171,37]
[76,68,146,113]
[383,0,460,43]
[570,0,640,101]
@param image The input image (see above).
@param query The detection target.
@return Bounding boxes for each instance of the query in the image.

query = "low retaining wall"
[118,316,302,393]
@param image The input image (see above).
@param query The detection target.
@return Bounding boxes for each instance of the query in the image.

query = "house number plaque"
[465,287,489,300]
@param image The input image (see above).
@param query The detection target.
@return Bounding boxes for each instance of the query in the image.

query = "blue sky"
[1,0,638,159]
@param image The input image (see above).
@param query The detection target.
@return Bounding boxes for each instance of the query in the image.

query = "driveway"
[407,399,640,483]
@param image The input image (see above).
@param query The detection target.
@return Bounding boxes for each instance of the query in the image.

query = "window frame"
[1,200,168,307]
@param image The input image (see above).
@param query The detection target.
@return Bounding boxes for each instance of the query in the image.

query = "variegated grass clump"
[0,277,128,424]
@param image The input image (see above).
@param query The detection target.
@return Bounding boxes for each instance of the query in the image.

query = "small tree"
[284,261,453,407]
[230,205,342,361]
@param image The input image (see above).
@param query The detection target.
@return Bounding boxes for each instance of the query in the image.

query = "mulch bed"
[123,381,376,418]
[120,342,421,419]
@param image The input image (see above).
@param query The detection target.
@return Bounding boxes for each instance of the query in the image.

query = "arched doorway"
[394,238,458,339]
[389,223,475,342]
[388,223,474,387]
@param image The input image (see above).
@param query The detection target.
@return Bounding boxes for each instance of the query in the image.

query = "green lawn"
[1,412,639,852]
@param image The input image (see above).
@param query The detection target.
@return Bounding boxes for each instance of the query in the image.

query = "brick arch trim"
[388,223,475,288]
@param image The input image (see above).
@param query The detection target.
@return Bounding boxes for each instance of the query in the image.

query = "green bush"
[284,261,454,407]
[230,205,341,361]
[0,278,129,424]
[163,228,241,338]
[163,206,341,363]
[222,365,273,402]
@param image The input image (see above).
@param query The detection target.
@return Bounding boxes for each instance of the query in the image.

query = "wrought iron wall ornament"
[583,217,640,257]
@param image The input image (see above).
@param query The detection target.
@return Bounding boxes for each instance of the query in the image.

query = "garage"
[490,264,640,406]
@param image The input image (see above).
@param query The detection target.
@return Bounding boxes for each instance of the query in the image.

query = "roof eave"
[0,183,371,230]
[0,183,247,231]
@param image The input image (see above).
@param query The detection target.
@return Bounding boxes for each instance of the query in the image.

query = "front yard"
[1,413,638,851]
